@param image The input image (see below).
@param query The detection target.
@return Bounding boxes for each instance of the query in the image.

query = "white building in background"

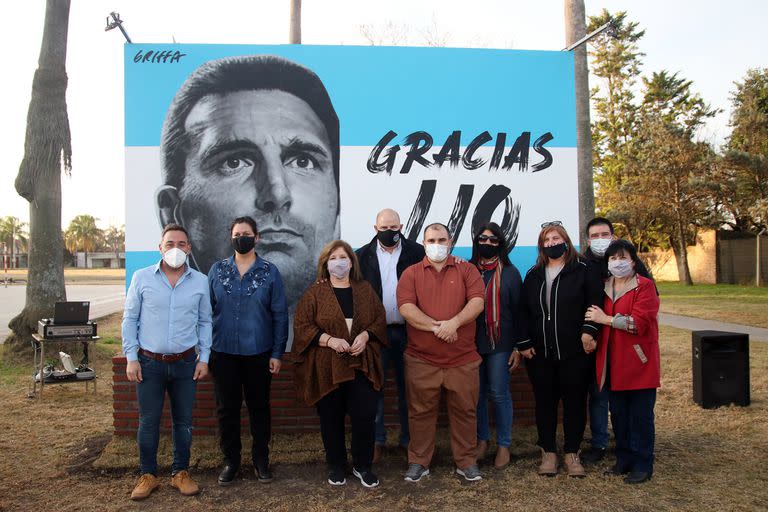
[74,252,125,269]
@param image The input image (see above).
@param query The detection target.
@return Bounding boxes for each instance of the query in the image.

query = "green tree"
[103,225,125,263]
[8,0,71,347]
[621,72,718,284]
[715,68,768,231]
[587,9,645,233]
[64,215,103,267]
[0,217,28,269]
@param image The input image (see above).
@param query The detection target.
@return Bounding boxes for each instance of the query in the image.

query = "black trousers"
[316,371,378,469]
[210,350,272,467]
[525,354,591,453]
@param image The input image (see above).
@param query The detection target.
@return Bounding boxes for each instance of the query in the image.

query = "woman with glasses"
[517,221,602,477]
[469,222,524,469]
[585,239,659,484]
[292,240,387,488]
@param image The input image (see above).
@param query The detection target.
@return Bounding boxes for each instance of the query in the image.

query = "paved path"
[658,313,768,342]
[0,284,125,341]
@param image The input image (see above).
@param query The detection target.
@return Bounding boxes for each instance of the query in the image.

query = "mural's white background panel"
[125,147,163,251]
[339,147,579,247]
[126,146,578,252]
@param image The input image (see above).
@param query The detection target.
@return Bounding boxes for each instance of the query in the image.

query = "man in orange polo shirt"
[397,222,485,482]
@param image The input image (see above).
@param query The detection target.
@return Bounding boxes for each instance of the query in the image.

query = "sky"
[0,0,765,229]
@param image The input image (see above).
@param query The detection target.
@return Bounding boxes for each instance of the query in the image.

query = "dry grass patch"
[0,324,766,512]
[0,267,125,284]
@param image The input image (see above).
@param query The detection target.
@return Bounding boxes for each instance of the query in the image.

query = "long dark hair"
[470,222,512,266]
[604,239,654,281]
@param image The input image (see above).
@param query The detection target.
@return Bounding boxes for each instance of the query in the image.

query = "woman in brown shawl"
[293,240,387,488]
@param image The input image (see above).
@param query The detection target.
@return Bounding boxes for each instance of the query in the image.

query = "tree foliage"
[715,68,768,231]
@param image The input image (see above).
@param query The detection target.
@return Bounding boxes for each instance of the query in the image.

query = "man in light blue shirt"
[122,224,212,501]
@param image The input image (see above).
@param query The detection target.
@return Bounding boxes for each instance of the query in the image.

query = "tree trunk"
[7,0,71,348]
[565,0,595,248]
[289,0,301,44]
[670,227,693,286]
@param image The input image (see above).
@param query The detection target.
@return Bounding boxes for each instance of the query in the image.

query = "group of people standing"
[121,210,660,501]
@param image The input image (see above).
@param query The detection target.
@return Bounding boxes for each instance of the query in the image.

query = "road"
[0,284,125,341]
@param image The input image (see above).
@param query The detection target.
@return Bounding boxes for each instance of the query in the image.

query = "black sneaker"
[327,466,346,486]
[581,447,607,464]
[456,465,483,482]
[404,463,429,482]
[624,471,652,484]
[352,467,380,488]
[255,460,273,483]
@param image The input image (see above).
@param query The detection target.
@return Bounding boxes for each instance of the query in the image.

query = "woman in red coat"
[584,239,659,485]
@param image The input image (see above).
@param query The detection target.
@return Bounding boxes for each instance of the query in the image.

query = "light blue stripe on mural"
[125,44,576,148]
[126,245,547,289]
[125,251,161,290]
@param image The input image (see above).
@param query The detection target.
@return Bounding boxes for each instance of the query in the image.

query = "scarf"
[477,257,502,349]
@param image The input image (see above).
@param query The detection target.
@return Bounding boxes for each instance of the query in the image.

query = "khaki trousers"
[405,354,480,469]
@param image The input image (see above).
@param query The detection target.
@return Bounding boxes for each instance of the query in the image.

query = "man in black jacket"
[581,217,616,464]
[356,208,425,462]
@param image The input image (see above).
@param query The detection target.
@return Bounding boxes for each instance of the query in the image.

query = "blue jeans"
[588,380,610,449]
[374,325,409,446]
[136,351,197,475]
[476,351,513,447]
[609,388,656,474]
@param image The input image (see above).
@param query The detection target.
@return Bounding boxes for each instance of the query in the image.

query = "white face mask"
[425,243,450,262]
[589,238,612,257]
[608,259,634,278]
[327,258,351,279]
[163,247,188,269]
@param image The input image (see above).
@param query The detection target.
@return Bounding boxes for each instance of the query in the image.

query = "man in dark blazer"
[356,208,425,462]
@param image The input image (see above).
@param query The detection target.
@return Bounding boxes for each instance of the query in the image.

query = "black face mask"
[477,244,498,259]
[232,235,256,254]
[543,242,568,259]
[377,229,401,248]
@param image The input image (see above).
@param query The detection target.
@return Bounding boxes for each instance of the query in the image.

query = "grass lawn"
[0,313,766,511]
[1,267,125,284]
[657,282,768,328]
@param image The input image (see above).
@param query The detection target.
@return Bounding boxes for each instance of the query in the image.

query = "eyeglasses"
[477,235,500,243]
[541,220,563,229]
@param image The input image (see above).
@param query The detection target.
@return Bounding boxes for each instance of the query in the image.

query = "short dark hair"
[160,55,340,196]
[161,223,190,240]
[423,222,450,238]
[470,222,512,266]
[229,216,258,235]
[586,217,614,235]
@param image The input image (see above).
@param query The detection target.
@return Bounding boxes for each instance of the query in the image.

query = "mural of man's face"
[164,89,340,306]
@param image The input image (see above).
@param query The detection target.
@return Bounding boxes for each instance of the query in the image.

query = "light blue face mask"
[608,259,634,278]
[589,237,612,257]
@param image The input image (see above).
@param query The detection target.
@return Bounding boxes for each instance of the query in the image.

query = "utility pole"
[289,0,302,44]
[564,0,595,248]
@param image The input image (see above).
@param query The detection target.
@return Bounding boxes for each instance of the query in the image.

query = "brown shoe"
[564,452,586,478]
[476,440,488,460]
[130,473,159,501]
[373,444,384,464]
[494,446,511,469]
[538,449,558,476]
[170,470,200,496]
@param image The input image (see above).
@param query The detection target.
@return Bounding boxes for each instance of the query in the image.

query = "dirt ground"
[0,320,766,512]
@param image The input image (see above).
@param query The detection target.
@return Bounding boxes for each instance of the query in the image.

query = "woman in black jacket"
[518,222,601,478]
[469,222,524,469]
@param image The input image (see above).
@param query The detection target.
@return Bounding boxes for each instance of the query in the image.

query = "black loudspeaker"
[692,330,750,408]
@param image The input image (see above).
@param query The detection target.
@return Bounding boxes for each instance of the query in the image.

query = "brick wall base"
[112,355,535,436]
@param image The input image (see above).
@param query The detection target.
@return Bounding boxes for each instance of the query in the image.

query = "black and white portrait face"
[157,56,341,308]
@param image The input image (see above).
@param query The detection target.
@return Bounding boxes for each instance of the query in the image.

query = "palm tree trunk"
[565,0,595,249]
[8,0,71,348]
[289,0,301,44]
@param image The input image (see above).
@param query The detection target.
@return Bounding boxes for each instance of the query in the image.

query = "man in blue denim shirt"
[208,216,289,486]
[122,224,212,501]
